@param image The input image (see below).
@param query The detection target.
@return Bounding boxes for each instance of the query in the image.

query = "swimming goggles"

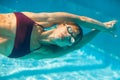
[65,24,76,44]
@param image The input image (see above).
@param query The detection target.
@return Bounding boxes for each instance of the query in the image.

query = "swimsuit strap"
[35,23,44,29]
[34,23,45,32]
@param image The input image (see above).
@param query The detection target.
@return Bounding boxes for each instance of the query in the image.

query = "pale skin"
[0,12,117,59]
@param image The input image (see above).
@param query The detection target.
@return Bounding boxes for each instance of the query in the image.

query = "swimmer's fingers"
[104,20,117,32]
[103,20,118,37]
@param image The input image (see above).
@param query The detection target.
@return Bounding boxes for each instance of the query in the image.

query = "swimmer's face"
[51,23,81,47]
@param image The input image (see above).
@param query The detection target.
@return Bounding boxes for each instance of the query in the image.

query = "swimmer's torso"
[0,13,63,58]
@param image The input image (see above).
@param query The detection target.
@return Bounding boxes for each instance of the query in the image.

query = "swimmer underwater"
[0,12,117,59]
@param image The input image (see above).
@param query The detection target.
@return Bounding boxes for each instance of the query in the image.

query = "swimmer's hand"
[104,20,117,37]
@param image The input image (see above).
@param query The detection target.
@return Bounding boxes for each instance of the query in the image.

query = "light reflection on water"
[0,44,120,80]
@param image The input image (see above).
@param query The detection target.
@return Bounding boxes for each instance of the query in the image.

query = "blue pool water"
[0,0,120,80]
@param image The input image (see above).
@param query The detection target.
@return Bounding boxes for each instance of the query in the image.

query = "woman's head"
[49,22,83,47]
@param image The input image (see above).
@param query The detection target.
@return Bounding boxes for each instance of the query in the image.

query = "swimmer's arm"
[23,12,116,32]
